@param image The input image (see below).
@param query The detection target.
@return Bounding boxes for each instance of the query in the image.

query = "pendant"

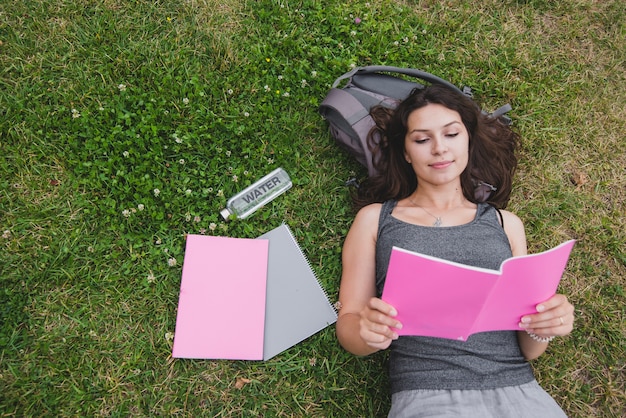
[433,217,442,227]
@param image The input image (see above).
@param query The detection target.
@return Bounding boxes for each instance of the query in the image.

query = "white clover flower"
[278,75,283,80]
[209,222,217,231]
[217,189,224,197]
[350,30,356,36]
[185,213,191,222]
[2,230,10,239]
[394,41,399,46]
[155,238,162,245]
[311,70,317,77]
[137,204,145,211]
[179,159,185,165]
[71,108,81,118]
[98,106,104,111]
[227,89,234,95]
[264,85,271,92]
[243,111,250,117]
[165,332,174,341]
[153,188,160,197]
[185,189,192,196]
[89,330,98,338]
[182,97,189,104]
[193,216,201,223]
[123,151,130,157]
[167,257,177,267]
[122,209,131,218]
[225,150,231,157]
[282,92,290,97]
[301,79,308,87]
[118,84,127,91]
[147,272,156,283]
[232,175,238,182]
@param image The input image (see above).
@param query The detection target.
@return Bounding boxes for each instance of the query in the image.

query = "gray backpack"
[319,66,512,177]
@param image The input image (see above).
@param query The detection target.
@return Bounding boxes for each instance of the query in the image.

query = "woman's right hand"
[359,297,403,350]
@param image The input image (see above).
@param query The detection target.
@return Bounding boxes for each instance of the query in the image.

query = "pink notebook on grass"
[172,235,269,360]
[381,240,575,341]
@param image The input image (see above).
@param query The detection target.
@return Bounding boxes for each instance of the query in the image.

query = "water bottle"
[220,167,292,220]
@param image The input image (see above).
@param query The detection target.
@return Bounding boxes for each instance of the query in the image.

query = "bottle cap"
[220,208,231,221]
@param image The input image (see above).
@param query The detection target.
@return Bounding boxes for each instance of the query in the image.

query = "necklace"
[420,206,443,227]
[408,197,445,227]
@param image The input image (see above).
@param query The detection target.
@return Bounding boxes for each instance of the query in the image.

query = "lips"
[430,160,453,169]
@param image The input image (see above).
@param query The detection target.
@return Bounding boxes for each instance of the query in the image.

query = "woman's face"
[403,103,470,188]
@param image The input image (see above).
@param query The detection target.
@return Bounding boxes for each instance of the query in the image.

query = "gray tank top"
[376,200,535,393]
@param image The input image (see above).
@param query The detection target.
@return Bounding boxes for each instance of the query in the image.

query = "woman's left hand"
[519,294,575,338]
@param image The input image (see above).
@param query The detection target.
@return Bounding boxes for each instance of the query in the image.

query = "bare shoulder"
[500,209,527,256]
[355,203,383,224]
[345,203,383,246]
[500,209,524,229]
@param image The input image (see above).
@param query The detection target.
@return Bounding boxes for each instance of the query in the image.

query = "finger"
[523,311,575,337]
[366,298,403,330]
[360,321,398,347]
[535,294,568,313]
[361,325,397,343]
[368,297,398,317]
[521,295,574,325]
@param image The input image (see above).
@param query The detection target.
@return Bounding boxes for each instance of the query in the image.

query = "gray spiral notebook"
[257,223,337,360]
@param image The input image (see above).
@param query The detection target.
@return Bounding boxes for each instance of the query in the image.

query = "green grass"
[1,0,624,416]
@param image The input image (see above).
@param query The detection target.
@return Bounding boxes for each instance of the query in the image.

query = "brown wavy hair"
[353,85,519,210]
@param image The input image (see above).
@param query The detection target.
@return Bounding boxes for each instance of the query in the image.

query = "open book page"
[382,240,575,341]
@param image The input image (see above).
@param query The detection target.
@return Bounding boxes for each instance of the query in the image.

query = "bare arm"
[335,204,402,356]
[502,210,575,360]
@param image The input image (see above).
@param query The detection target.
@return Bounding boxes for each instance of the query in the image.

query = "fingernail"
[521,317,531,324]
[389,309,398,316]
[536,304,545,312]
[519,322,528,329]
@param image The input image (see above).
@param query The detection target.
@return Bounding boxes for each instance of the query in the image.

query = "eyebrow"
[409,120,462,133]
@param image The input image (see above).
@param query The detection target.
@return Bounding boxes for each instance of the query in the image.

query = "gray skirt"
[388,381,567,418]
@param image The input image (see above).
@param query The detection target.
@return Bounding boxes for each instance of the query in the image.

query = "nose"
[431,136,448,155]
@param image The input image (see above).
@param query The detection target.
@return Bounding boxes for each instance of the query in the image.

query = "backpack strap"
[488,103,513,125]
[337,66,466,95]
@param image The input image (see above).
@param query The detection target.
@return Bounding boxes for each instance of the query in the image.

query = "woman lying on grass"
[336,85,575,417]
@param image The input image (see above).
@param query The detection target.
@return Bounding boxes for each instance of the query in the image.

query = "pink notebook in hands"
[381,240,575,341]
[172,235,269,360]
